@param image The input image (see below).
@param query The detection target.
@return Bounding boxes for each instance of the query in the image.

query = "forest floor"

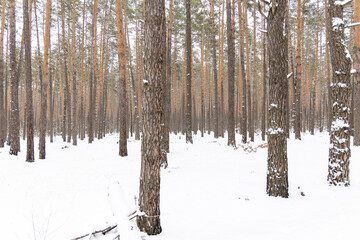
[0,131,359,240]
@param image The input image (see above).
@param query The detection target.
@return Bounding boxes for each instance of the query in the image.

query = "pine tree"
[115,0,128,156]
[227,0,235,146]
[9,0,20,155]
[0,0,5,148]
[185,0,193,143]
[327,0,352,186]
[137,0,165,235]
[353,0,360,145]
[266,0,289,198]
[24,0,34,162]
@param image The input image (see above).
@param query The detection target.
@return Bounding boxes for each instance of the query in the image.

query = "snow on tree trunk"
[266,0,289,198]
[327,0,352,186]
[137,0,165,235]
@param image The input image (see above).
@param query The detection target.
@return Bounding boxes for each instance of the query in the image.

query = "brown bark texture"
[24,0,34,162]
[227,0,235,146]
[137,0,166,235]
[185,0,193,143]
[266,0,289,198]
[0,0,5,148]
[327,0,352,186]
[9,0,20,155]
[115,0,128,156]
[353,0,360,145]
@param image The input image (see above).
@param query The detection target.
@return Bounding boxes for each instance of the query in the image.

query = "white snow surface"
[1,132,360,240]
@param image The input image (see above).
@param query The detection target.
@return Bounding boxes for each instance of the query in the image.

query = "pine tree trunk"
[137,0,165,235]
[227,0,235,146]
[24,0,34,162]
[353,0,360,145]
[237,0,247,143]
[266,0,289,198]
[211,0,219,139]
[39,0,51,159]
[115,0,128,156]
[327,0,352,186]
[185,0,193,143]
[0,0,5,148]
[9,0,20,155]
[71,0,77,145]
[294,0,302,140]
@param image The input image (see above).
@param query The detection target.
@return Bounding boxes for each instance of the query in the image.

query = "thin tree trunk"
[24,0,34,162]
[185,0,193,144]
[294,0,302,140]
[71,0,77,145]
[227,0,235,146]
[211,0,219,139]
[39,0,51,159]
[115,0,128,156]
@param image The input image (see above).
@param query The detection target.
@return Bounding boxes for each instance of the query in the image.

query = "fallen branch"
[71,224,118,240]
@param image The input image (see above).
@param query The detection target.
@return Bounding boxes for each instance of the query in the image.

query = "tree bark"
[327,0,352,186]
[227,0,235,146]
[266,0,289,198]
[39,0,51,159]
[24,0,34,162]
[353,0,360,145]
[0,0,5,148]
[185,0,193,143]
[294,0,302,140]
[211,0,219,139]
[9,0,20,155]
[137,0,165,235]
[71,0,77,145]
[115,0,128,156]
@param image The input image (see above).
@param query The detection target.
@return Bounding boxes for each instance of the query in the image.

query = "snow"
[331,118,350,131]
[334,0,352,6]
[1,132,360,240]
[332,17,344,31]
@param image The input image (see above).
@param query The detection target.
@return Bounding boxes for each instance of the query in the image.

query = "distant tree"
[211,0,219,138]
[9,0,20,155]
[327,0,352,186]
[137,0,165,235]
[71,0,77,146]
[115,0,128,156]
[39,0,51,159]
[294,0,302,140]
[23,0,34,162]
[266,0,289,198]
[237,0,247,143]
[185,0,193,143]
[227,0,235,146]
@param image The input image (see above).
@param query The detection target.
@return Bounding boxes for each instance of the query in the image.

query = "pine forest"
[0,0,359,239]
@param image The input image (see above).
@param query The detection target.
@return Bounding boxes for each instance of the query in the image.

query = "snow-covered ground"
[0,132,359,240]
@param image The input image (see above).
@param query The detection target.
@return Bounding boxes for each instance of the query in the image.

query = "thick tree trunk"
[266,0,289,198]
[115,0,128,156]
[227,0,235,146]
[353,0,360,145]
[137,0,165,235]
[0,0,5,148]
[327,0,352,186]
